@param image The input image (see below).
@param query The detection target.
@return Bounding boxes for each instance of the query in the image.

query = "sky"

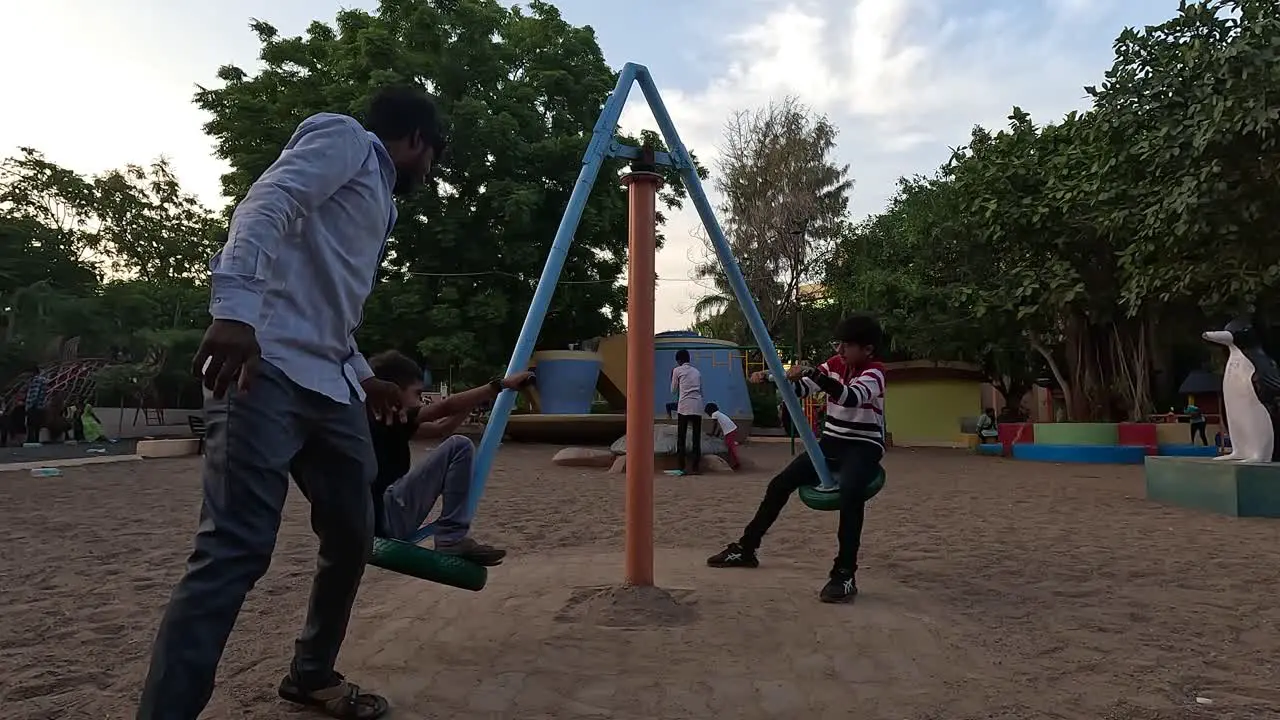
[0,0,1180,333]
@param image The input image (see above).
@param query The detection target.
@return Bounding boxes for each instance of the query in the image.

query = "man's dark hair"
[369,350,423,389]
[28,364,40,375]
[834,314,882,350]
[365,84,447,157]
[705,402,719,415]
[675,349,691,364]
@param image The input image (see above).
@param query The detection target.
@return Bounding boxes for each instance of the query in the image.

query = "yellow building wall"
[888,379,982,448]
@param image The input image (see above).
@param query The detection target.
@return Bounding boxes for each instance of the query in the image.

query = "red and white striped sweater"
[790,356,886,449]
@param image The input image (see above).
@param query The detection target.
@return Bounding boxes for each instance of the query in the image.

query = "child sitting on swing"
[366,350,534,566]
[707,314,886,604]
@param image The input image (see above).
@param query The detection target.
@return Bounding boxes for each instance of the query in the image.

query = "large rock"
[552,447,616,468]
[609,424,728,456]
[700,455,734,474]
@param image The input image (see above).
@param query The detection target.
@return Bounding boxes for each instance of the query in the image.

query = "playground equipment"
[797,468,887,511]
[410,62,837,589]
[509,332,754,445]
[506,348,627,444]
[369,536,488,591]
[652,332,752,421]
[526,350,603,414]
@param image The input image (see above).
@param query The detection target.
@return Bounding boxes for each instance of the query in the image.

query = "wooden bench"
[188,414,207,455]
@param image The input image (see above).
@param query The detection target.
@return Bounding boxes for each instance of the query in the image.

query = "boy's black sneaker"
[819,571,857,603]
[435,537,507,567]
[706,543,759,568]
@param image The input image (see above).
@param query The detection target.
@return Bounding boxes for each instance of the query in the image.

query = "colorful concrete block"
[1011,443,1146,464]
[1032,423,1120,446]
[1145,456,1280,517]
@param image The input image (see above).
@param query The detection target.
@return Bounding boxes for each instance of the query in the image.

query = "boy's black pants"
[739,438,882,576]
[676,413,702,469]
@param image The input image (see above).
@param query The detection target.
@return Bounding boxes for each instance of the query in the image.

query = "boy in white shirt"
[704,402,741,469]
[670,349,704,474]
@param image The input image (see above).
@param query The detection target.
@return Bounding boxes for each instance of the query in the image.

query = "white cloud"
[620,0,1173,332]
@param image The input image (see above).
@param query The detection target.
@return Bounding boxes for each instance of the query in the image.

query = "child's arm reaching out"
[802,361,884,408]
[749,366,819,399]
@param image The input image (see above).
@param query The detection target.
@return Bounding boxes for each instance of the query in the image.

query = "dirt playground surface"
[2,443,1279,719]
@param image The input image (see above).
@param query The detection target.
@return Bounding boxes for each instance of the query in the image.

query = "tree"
[0,149,216,402]
[694,97,852,351]
[828,0,1280,421]
[826,173,1041,409]
[194,0,699,382]
[91,159,225,282]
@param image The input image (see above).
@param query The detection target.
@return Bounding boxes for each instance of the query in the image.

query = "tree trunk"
[1110,313,1154,422]
[1060,314,1116,422]
[1029,336,1074,420]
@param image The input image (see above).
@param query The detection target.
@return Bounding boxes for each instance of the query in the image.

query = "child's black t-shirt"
[367,407,419,535]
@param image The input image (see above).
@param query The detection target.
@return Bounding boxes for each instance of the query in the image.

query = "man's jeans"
[380,435,475,544]
[136,361,376,720]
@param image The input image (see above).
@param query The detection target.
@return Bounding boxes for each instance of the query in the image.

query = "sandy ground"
[3,443,1280,719]
[0,439,139,465]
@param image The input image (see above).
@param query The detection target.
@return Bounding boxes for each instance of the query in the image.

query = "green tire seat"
[797,468,886,512]
[369,537,488,591]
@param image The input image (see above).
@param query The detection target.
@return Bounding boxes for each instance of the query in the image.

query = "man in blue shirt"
[136,86,444,720]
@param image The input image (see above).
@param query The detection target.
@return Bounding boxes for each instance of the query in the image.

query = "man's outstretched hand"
[362,377,407,424]
[192,319,261,399]
[501,371,536,391]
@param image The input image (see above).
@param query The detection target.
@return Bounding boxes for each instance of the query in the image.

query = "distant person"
[68,403,85,442]
[80,403,104,443]
[24,365,48,444]
[137,84,446,720]
[0,397,21,446]
[670,349,704,474]
[704,402,741,469]
[365,350,532,563]
[708,314,886,604]
[976,407,999,443]
[1186,404,1208,445]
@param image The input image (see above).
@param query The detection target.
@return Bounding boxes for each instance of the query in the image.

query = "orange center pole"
[622,169,662,587]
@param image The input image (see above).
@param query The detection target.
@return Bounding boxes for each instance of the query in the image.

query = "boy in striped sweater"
[707,314,886,604]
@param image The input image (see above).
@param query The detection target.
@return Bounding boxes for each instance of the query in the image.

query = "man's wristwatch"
[488,377,504,393]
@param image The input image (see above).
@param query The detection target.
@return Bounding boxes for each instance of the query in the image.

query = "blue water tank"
[653,332,751,419]
[530,350,602,414]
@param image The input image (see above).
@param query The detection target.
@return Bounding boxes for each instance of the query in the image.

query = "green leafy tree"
[195,0,700,382]
[0,149,216,399]
[91,159,224,282]
[829,0,1280,421]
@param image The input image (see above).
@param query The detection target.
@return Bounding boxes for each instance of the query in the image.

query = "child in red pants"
[704,402,741,469]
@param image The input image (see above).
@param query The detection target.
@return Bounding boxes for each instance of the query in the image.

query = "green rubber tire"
[370,537,488,591]
[797,469,886,512]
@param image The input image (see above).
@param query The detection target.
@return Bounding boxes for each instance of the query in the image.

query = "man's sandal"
[278,673,389,719]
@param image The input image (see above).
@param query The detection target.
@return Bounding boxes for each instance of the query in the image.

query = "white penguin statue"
[1202,318,1280,462]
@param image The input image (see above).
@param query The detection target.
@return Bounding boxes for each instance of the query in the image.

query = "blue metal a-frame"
[412,63,833,541]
